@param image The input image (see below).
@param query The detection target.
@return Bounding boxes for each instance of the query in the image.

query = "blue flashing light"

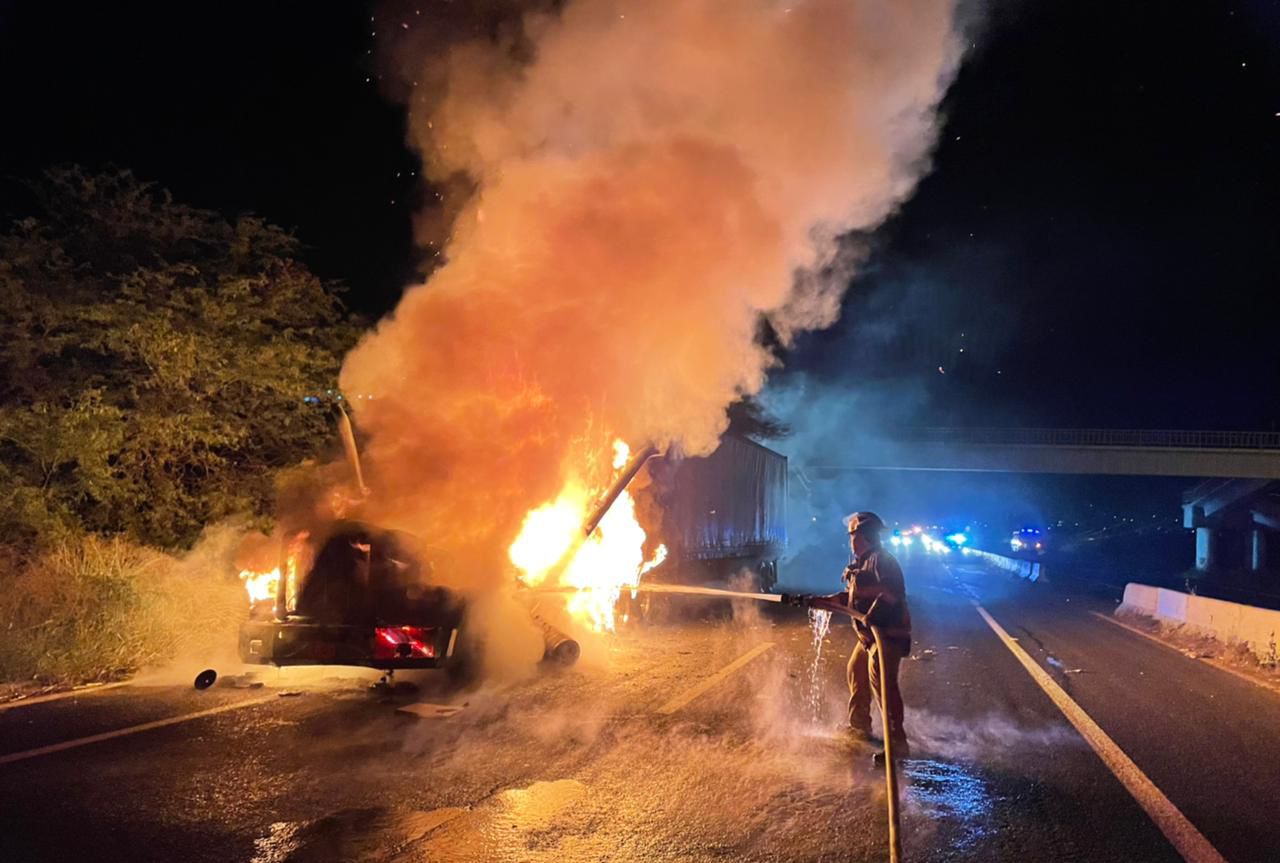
[946,532,968,546]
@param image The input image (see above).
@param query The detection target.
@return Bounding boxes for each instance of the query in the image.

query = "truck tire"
[638,590,669,624]
[759,560,779,591]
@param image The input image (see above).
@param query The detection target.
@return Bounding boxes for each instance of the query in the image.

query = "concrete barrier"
[964,548,1042,582]
[1120,583,1280,663]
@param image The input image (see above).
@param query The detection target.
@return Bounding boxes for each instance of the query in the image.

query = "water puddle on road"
[250,779,587,863]
[251,807,466,863]
[902,759,993,851]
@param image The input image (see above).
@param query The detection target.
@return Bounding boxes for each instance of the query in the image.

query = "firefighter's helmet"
[847,511,887,536]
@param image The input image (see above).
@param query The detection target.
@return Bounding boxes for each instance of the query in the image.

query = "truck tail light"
[373,626,436,659]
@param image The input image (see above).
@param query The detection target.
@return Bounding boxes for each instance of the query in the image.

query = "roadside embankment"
[1119,582,1280,665]
[0,535,244,689]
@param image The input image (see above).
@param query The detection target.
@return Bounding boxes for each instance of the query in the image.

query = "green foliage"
[0,167,361,548]
[0,535,245,684]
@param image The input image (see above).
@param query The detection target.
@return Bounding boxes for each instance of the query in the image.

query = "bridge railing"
[901,428,1280,450]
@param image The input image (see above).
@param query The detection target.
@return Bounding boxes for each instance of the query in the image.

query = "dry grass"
[0,535,245,686]
[1114,607,1280,684]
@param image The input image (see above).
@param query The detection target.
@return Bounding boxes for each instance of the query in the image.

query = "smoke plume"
[342,0,964,589]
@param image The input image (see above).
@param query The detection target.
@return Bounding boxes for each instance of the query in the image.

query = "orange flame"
[237,531,309,615]
[509,439,666,631]
[238,565,280,610]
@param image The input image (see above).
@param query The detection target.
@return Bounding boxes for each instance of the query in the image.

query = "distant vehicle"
[1010,528,1045,554]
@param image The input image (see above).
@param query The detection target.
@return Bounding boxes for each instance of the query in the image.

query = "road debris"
[398,702,466,719]
[221,673,265,689]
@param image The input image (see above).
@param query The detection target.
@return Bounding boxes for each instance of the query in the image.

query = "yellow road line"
[1090,610,1280,698]
[0,694,279,766]
[657,642,775,715]
[974,602,1227,863]
[0,681,131,713]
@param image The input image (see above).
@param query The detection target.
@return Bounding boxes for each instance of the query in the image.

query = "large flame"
[510,439,665,631]
[237,532,308,615]
[238,565,281,608]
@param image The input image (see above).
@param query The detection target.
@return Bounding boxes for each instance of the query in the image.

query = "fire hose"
[780,592,904,863]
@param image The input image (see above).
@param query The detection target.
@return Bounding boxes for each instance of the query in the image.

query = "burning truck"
[238,522,471,675]
[236,516,583,679]
[234,430,786,679]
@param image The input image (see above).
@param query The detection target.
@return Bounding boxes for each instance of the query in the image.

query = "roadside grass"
[0,535,245,686]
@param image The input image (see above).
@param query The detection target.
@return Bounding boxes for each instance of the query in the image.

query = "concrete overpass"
[803,427,1280,575]
[1182,478,1280,572]
[809,428,1280,479]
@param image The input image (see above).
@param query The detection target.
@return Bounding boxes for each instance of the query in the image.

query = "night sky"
[3,0,1278,430]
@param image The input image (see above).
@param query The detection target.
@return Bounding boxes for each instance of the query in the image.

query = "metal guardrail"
[901,428,1280,450]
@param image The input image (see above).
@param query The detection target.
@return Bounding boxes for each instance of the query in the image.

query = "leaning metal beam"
[811,444,1280,479]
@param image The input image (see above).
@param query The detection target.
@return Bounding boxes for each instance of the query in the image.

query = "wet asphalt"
[2,554,1278,862]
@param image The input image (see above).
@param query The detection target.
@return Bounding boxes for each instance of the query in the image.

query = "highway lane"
[1,555,1276,861]
[963,557,1280,863]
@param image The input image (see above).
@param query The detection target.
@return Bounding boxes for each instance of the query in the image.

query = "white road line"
[0,694,279,766]
[973,602,1228,863]
[0,681,131,713]
[657,642,775,715]
[1090,610,1280,698]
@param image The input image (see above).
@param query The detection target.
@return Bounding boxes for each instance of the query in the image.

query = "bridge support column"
[1251,528,1267,572]
[1195,527,1215,572]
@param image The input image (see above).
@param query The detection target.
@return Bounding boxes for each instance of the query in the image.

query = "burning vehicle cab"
[238,521,465,671]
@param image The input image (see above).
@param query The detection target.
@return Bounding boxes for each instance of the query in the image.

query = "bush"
[0,167,361,549]
[0,535,245,685]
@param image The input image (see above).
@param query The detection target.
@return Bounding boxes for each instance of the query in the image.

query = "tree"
[0,167,361,548]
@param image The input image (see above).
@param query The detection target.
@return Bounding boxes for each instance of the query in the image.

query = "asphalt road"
[3,553,1279,862]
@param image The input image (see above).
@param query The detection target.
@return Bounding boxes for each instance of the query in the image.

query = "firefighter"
[818,511,912,757]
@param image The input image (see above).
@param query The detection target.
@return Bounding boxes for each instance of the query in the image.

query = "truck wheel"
[638,591,668,624]
[759,560,779,591]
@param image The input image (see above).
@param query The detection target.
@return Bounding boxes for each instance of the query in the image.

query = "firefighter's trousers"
[847,635,910,741]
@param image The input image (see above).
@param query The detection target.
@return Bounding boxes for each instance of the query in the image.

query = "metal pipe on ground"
[532,614,581,666]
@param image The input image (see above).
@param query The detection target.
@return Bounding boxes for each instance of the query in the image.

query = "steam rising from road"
[343,0,964,591]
